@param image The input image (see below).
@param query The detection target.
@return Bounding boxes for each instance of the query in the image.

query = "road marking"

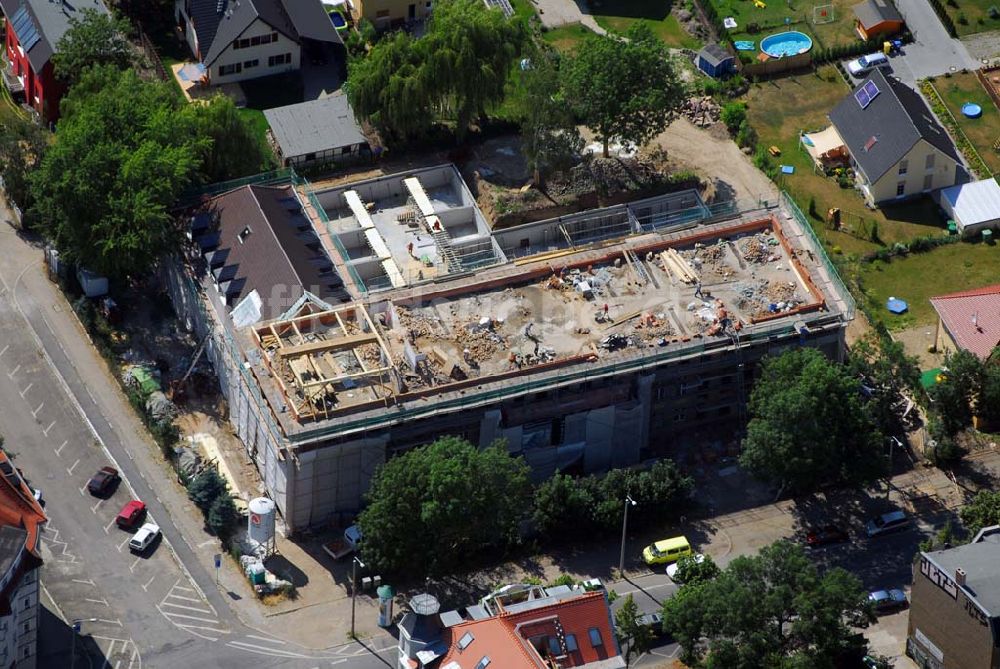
[66,459,80,475]
[173,584,196,593]
[78,484,88,497]
[245,634,286,645]
[0,344,8,357]
[85,387,97,405]
[42,420,56,435]
[91,499,103,514]
[55,440,68,456]
[104,518,117,534]
[129,556,140,572]
[96,618,123,627]
[166,593,202,603]
[18,382,32,397]
[6,363,20,378]
[161,601,214,614]
[158,610,222,625]
[31,401,43,417]
[225,641,310,659]
[197,539,216,548]
[117,536,130,552]
[85,597,109,607]
[141,575,155,592]
[71,579,96,586]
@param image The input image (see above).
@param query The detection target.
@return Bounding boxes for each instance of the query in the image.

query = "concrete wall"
[209,18,301,85]
[907,557,998,668]
[866,140,958,205]
[0,563,39,668]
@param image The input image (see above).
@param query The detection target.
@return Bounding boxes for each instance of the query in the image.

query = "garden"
[929,71,1000,175]
[588,0,704,48]
[711,0,861,55]
[937,0,1000,35]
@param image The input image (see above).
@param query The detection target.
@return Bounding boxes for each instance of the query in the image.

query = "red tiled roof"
[0,450,47,615]
[931,284,1000,359]
[437,591,619,669]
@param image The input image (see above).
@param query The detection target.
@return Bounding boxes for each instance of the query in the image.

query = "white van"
[848,52,891,76]
[129,523,161,552]
[865,510,909,538]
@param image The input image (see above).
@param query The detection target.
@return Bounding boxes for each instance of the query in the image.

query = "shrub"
[808,197,818,220]
[721,102,747,133]
[208,493,242,539]
[735,120,756,149]
[958,12,968,23]
[188,467,228,512]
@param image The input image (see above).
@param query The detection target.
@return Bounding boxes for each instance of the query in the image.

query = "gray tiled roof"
[853,0,902,28]
[192,0,342,66]
[698,43,733,67]
[829,68,961,183]
[264,92,367,159]
[198,185,346,320]
[924,530,1000,617]
[0,0,109,73]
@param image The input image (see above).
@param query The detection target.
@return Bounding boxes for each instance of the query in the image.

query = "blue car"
[869,588,907,614]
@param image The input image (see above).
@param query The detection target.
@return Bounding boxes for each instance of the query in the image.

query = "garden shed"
[938,178,1000,237]
[696,44,736,78]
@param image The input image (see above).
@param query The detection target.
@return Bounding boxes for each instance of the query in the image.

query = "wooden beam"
[296,366,394,389]
[275,332,378,358]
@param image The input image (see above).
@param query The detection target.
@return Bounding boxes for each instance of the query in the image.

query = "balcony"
[1,58,23,94]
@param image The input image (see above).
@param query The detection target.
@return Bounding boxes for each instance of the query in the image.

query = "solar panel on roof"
[11,6,41,52]
[856,88,871,108]
[863,80,880,103]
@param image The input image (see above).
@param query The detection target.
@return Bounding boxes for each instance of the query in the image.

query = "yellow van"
[642,536,692,565]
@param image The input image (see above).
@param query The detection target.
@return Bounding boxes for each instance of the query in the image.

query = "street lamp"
[70,618,96,669]
[619,495,637,576]
[350,556,366,638]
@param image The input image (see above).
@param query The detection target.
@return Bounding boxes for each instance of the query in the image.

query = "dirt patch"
[890,324,947,371]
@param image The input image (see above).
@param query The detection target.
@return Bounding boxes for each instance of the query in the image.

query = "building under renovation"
[166,164,855,533]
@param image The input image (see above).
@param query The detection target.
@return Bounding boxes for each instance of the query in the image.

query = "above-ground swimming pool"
[962,102,983,118]
[328,8,348,30]
[760,31,813,58]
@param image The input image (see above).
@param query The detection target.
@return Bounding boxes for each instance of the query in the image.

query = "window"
[588,628,603,647]
[238,226,252,243]
[376,8,390,17]
[895,181,906,196]
[268,53,291,67]
[271,32,278,42]
[244,59,258,68]
[565,634,578,652]
[923,173,934,191]
[898,159,908,176]
[218,63,242,76]
[305,152,316,161]
[22,598,29,610]
[548,636,562,656]
[458,632,474,650]
[250,35,261,46]
[474,657,491,669]
[235,37,250,49]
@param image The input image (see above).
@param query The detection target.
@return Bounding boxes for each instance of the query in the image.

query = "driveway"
[889,0,979,84]
[532,0,606,33]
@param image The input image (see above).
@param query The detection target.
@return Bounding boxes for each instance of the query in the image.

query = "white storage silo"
[247,497,276,555]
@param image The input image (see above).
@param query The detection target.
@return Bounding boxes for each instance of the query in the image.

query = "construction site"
[170,165,855,533]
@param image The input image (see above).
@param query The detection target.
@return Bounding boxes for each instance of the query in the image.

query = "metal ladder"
[431,227,464,272]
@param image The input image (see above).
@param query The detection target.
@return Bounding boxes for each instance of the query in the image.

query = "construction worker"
[694,281,703,299]
[603,303,609,316]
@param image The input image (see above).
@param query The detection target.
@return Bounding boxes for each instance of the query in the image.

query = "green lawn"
[588,0,702,48]
[541,23,597,53]
[746,67,947,257]
[941,0,1000,35]
[934,72,1000,175]
[717,0,860,50]
[861,242,1000,329]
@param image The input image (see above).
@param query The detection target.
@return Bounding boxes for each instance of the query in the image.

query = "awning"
[177,62,206,82]
[802,126,847,164]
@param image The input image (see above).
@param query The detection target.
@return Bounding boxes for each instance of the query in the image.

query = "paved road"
[0,224,400,668]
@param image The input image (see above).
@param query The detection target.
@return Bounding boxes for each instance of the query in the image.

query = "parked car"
[116,500,147,530]
[869,588,907,614]
[866,510,910,538]
[87,466,120,496]
[803,524,850,547]
[642,536,692,566]
[667,553,705,581]
[638,612,666,637]
[31,488,42,504]
[129,523,161,553]
[847,52,891,76]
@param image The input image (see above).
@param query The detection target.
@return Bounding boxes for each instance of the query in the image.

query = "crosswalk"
[156,578,231,642]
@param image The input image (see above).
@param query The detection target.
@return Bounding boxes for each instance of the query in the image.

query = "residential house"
[264,91,369,168]
[829,68,963,206]
[0,0,110,122]
[351,0,432,28]
[852,0,904,40]
[0,449,47,668]
[397,586,624,669]
[175,0,344,85]
[907,525,1000,669]
[938,178,1000,237]
[930,284,1000,359]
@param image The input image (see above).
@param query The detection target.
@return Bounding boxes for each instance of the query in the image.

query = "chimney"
[956,568,967,587]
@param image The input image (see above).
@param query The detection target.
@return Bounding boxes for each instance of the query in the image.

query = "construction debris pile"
[732,279,804,319]
[682,240,734,280]
[681,96,721,128]
[739,233,781,264]
[455,318,507,364]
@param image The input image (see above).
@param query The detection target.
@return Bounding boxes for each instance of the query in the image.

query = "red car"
[116,500,146,530]
[804,524,850,547]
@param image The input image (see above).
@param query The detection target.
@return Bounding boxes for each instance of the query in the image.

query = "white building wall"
[0,562,39,669]
[209,19,301,85]
[174,0,201,58]
[866,140,959,204]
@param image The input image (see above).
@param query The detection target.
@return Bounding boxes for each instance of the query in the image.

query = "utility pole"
[351,556,365,638]
[619,495,637,576]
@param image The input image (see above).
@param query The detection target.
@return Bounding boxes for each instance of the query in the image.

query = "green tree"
[929,349,983,435]
[208,493,241,539]
[53,9,133,86]
[563,23,685,157]
[194,95,273,183]
[673,553,720,585]
[31,66,208,279]
[515,47,583,185]
[357,436,531,575]
[188,468,227,511]
[532,471,597,539]
[662,541,873,668]
[720,102,747,134]
[740,348,885,495]
[0,116,48,214]
[961,490,1000,537]
[846,332,921,438]
[615,594,653,667]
